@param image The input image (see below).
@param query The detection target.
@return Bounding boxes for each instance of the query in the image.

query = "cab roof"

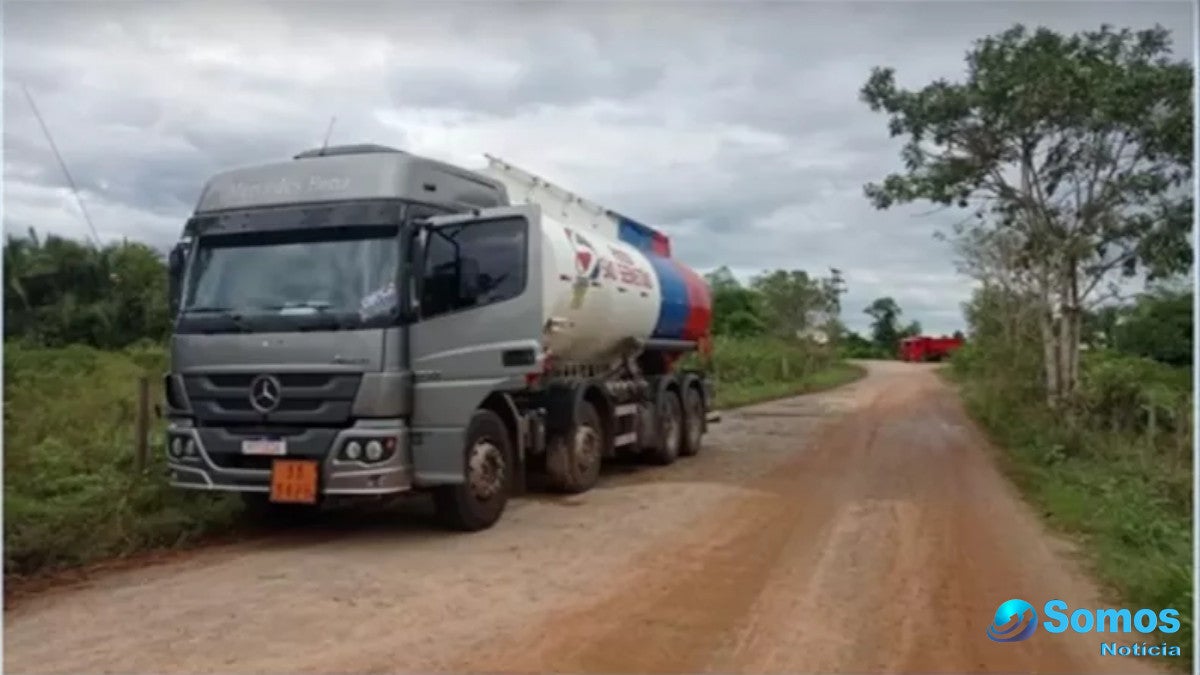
[193,144,508,214]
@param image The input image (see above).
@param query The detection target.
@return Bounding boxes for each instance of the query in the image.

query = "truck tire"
[545,400,603,494]
[240,493,320,527]
[647,388,683,466]
[433,409,512,532]
[680,386,705,457]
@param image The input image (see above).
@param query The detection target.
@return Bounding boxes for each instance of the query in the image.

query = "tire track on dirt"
[454,365,1165,674]
[6,363,1164,674]
[451,389,886,674]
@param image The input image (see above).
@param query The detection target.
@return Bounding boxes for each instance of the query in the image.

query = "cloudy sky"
[3,1,1194,334]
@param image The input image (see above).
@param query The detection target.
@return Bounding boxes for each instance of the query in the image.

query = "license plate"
[270,459,319,504]
[242,439,287,456]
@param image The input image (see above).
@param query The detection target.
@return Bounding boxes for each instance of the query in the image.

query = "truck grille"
[183,372,363,427]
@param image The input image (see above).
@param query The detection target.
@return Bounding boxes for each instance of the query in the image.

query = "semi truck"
[162,143,716,531]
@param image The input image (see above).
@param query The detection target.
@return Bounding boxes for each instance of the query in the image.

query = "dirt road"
[4,361,1161,673]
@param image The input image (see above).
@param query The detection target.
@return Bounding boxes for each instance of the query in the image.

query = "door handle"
[502,349,537,367]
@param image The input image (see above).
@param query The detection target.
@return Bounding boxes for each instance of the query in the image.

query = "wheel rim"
[468,438,505,501]
[664,398,680,455]
[573,424,600,475]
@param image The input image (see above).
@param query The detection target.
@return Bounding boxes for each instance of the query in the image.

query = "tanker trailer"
[161,143,716,532]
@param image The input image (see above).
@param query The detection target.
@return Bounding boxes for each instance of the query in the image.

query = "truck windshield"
[181,225,400,329]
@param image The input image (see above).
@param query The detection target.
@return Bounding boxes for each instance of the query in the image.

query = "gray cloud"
[3,0,1193,334]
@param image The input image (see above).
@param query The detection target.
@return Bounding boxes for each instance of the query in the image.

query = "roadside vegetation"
[948,286,1193,666]
[3,343,242,578]
[3,232,865,579]
[862,22,1193,668]
[700,337,866,409]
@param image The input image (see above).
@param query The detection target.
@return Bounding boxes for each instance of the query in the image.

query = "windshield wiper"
[185,305,239,315]
[260,302,359,331]
[181,306,253,332]
[264,301,333,311]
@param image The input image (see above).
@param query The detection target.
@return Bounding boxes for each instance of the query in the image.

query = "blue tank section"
[617,217,657,254]
[646,255,691,339]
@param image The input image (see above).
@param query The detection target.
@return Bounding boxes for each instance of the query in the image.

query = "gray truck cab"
[163,144,547,530]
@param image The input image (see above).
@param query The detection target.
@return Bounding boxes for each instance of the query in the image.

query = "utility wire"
[22,84,102,248]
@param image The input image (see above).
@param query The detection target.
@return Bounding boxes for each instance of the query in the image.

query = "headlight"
[345,440,363,461]
[184,438,197,456]
[170,437,183,458]
[365,440,384,462]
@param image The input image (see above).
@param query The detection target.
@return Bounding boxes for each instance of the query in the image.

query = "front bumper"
[165,420,412,497]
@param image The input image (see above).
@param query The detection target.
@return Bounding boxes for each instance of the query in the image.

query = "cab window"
[421,216,527,318]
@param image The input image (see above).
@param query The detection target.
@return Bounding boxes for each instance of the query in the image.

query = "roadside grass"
[3,343,242,580]
[690,335,866,409]
[5,337,864,581]
[945,350,1193,669]
[713,361,865,409]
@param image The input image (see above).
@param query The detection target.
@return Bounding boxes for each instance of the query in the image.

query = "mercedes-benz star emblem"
[249,374,282,414]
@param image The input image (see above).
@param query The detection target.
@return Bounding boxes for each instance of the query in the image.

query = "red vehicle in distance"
[899,335,964,362]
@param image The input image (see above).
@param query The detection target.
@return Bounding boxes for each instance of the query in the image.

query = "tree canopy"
[861,23,1193,401]
[3,231,170,349]
[704,266,847,342]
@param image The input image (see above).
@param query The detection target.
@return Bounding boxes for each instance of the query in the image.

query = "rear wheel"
[545,401,604,494]
[433,409,512,532]
[680,386,705,457]
[647,389,683,466]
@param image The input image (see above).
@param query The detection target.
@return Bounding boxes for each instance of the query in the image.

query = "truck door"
[408,204,544,485]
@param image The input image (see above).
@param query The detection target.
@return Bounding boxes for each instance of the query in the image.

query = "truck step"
[614,404,638,417]
[613,431,638,447]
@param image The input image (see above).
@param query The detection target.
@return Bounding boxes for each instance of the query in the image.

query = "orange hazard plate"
[270,459,319,504]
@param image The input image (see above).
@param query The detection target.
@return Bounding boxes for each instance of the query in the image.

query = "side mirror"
[458,272,481,302]
[167,243,187,316]
[457,258,481,304]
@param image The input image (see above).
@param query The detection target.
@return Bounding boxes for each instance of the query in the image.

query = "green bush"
[953,349,1193,668]
[682,336,863,408]
[3,343,240,577]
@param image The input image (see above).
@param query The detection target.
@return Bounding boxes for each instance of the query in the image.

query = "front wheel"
[433,410,512,532]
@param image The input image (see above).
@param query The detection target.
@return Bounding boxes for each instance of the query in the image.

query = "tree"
[864,296,903,353]
[3,231,170,348]
[861,23,1193,403]
[705,267,767,338]
[750,269,820,338]
[1112,286,1193,366]
[839,329,886,359]
[703,266,847,341]
[959,283,1045,386]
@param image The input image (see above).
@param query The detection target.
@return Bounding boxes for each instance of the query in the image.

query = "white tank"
[536,214,662,365]
[481,154,625,241]
[477,156,664,365]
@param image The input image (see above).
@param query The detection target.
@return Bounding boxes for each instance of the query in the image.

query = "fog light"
[345,440,363,461]
[170,437,183,459]
[184,438,197,457]
[365,440,384,462]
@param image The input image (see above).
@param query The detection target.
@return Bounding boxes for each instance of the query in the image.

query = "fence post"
[135,375,150,473]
